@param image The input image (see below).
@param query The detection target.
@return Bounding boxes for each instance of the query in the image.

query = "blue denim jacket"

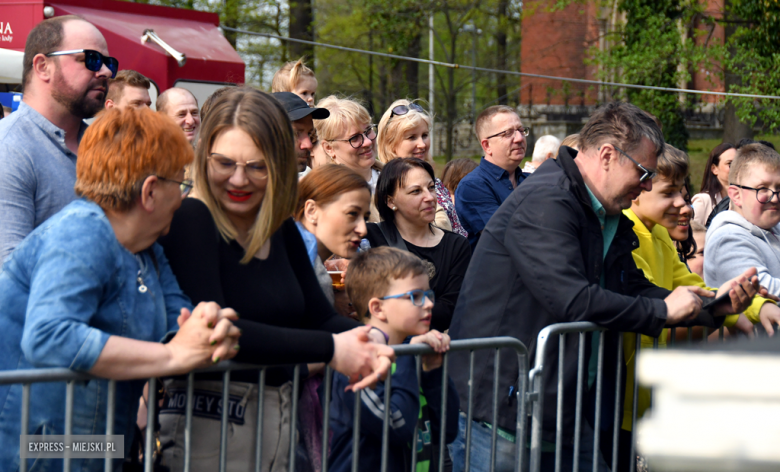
[0,199,192,472]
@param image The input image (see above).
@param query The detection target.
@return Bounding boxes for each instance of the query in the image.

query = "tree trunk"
[496,0,508,105]
[289,0,315,63]
[446,66,456,162]
[722,0,753,144]
[405,34,421,100]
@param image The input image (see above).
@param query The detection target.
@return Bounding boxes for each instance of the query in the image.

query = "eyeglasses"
[485,126,530,140]
[390,103,426,119]
[612,145,657,183]
[45,49,119,78]
[329,125,377,149]
[731,184,780,204]
[209,154,269,180]
[157,176,194,197]
[380,289,435,306]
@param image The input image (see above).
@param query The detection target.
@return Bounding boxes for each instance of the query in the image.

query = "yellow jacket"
[621,209,770,431]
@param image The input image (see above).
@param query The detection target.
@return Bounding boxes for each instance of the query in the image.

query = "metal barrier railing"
[0,336,528,472]
[527,322,728,472]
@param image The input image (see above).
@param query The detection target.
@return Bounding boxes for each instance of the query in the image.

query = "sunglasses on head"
[390,103,426,119]
[45,49,119,78]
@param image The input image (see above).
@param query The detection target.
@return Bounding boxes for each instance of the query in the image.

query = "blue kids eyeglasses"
[380,289,435,306]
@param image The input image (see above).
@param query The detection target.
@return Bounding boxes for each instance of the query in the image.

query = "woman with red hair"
[0,107,240,472]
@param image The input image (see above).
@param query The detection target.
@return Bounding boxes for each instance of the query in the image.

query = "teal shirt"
[584,186,620,388]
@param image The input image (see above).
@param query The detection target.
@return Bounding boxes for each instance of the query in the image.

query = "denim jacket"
[0,199,192,472]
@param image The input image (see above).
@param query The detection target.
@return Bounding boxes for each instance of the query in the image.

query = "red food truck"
[0,0,245,106]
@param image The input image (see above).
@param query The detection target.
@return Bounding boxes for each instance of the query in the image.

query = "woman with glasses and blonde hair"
[0,108,241,472]
[376,99,466,236]
[158,87,393,472]
[315,96,382,189]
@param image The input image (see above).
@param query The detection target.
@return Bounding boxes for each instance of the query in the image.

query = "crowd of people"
[1,14,779,472]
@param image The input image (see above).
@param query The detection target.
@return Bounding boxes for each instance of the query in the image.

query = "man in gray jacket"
[705,143,780,334]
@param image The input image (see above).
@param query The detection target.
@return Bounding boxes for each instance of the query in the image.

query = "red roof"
[1,0,244,90]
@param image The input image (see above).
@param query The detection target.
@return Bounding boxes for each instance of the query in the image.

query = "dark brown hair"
[346,246,427,319]
[22,15,82,90]
[441,158,478,195]
[699,142,735,205]
[374,157,436,223]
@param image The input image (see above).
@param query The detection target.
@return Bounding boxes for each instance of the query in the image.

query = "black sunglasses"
[390,103,426,119]
[45,49,119,78]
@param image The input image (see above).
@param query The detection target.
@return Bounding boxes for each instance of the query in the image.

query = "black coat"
[448,146,723,443]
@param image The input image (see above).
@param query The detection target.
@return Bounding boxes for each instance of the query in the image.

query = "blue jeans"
[448,412,610,472]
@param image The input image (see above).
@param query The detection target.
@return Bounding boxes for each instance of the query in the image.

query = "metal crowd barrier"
[527,323,728,472]
[0,336,528,472]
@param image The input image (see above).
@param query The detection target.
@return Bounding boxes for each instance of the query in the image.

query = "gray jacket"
[705,210,780,296]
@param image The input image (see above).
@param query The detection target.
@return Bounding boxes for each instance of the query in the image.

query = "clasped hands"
[166,302,242,374]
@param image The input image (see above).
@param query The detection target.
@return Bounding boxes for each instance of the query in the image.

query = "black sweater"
[159,198,359,383]
[366,223,471,331]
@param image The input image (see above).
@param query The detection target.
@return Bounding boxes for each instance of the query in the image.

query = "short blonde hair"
[376,99,431,164]
[346,246,427,320]
[271,57,316,92]
[561,133,580,150]
[75,108,193,212]
[729,143,780,186]
[314,95,373,141]
[193,87,298,264]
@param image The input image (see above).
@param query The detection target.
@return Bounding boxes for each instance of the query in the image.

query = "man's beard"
[51,66,106,119]
[297,150,311,172]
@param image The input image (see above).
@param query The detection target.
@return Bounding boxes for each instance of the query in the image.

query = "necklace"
[135,254,148,294]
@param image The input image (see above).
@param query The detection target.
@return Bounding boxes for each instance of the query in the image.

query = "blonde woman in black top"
[159,87,393,472]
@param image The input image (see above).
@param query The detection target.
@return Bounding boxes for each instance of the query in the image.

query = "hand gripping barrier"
[0,336,529,472]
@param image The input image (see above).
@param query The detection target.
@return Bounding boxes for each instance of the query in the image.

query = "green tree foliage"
[589,0,712,150]
[722,0,780,133]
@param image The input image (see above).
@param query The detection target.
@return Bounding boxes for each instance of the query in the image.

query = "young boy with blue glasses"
[327,246,459,472]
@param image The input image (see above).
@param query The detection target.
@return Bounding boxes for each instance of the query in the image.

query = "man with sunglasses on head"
[447,102,748,472]
[0,15,117,263]
[272,91,330,178]
[455,105,529,250]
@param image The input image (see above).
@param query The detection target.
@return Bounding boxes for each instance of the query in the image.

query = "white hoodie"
[705,210,780,296]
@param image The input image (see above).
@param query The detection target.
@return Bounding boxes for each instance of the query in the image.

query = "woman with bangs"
[158,87,394,472]
[0,108,240,472]
[376,99,465,236]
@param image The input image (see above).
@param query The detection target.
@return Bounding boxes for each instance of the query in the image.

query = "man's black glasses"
[45,49,119,78]
[485,127,530,140]
[730,184,780,204]
[612,145,657,183]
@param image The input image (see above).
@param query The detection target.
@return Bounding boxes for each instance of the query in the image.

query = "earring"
[391,206,397,211]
